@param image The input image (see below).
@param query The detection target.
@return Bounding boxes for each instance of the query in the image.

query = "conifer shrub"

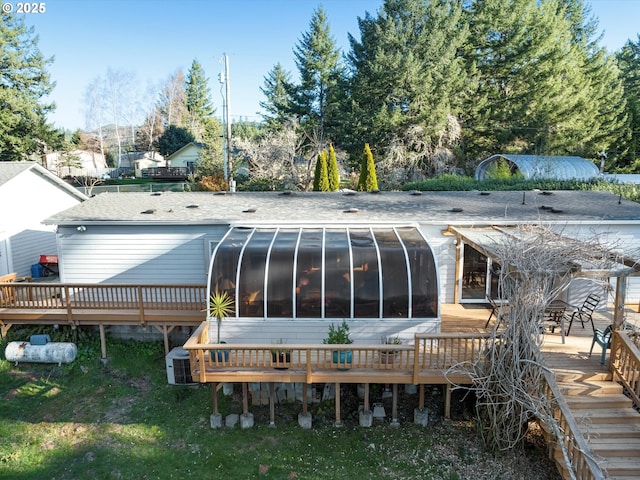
[357,143,378,192]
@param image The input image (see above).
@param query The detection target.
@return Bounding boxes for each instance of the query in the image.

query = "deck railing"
[183,322,490,385]
[611,330,640,408]
[1,283,206,313]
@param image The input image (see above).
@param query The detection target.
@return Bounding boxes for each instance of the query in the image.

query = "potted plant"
[205,290,234,362]
[270,338,291,369]
[380,335,402,364]
[323,320,353,370]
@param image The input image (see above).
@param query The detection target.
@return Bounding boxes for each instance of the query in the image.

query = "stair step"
[578,422,640,439]
[598,457,640,477]
[589,437,640,456]
[565,394,633,409]
[553,369,611,383]
[572,408,640,425]
[559,380,623,396]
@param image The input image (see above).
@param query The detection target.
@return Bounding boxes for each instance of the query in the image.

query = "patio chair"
[485,297,509,329]
[565,293,601,336]
[589,324,613,365]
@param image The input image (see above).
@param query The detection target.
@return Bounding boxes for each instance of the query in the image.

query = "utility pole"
[223,53,234,191]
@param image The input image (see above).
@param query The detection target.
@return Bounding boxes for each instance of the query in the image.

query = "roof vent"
[450,207,463,213]
[141,209,156,214]
[539,205,552,211]
[214,191,226,196]
[186,204,199,209]
[479,191,490,196]
[410,190,422,196]
[540,191,553,196]
[344,207,359,213]
[151,192,161,196]
[243,208,257,213]
[279,190,294,196]
[343,191,357,196]
[370,189,380,194]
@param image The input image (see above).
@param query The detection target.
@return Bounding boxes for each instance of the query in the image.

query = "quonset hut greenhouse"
[475,154,600,181]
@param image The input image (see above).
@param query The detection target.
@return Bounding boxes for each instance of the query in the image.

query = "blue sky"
[18,0,640,131]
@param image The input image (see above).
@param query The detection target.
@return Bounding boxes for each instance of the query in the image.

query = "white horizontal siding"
[58,225,228,284]
[208,318,440,345]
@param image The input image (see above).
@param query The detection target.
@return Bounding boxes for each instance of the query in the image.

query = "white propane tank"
[5,341,78,364]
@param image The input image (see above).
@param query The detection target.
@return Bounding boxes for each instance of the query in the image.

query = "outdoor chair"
[565,293,601,336]
[485,297,510,329]
[589,324,613,365]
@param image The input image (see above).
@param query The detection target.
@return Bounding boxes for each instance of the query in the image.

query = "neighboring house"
[42,150,109,178]
[43,190,640,344]
[133,152,165,178]
[0,162,88,277]
[166,142,203,171]
[475,154,600,180]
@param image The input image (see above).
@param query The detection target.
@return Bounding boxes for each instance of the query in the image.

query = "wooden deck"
[2,281,640,479]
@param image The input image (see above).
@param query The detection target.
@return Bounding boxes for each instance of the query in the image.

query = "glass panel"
[375,229,409,317]
[397,228,437,317]
[324,229,351,318]
[266,229,299,317]
[350,228,380,318]
[295,229,323,318]
[237,229,275,317]
[209,228,253,312]
[461,245,488,300]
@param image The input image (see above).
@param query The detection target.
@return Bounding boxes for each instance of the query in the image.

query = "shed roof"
[475,154,600,181]
[43,190,640,227]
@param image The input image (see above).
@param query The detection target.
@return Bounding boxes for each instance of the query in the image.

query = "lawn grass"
[0,331,560,480]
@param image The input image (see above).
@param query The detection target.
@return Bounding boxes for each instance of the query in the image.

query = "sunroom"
[206,225,439,343]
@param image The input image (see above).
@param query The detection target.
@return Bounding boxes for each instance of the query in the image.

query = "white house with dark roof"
[0,162,88,277]
[42,189,640,344]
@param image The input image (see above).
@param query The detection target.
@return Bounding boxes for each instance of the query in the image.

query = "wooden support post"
[418,384,425,410]
[302,382,308,415]
[162,325,169,355]
[212,382,219,415]
[392,384,398,424]
[444,384,451,419]
[242,382,249,416]
[269,382,275,426]
[99,323,107,361]
[364,383,370,412]
[335,382,342,427]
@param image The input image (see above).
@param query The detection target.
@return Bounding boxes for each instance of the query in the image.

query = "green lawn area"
[0,332,559,480]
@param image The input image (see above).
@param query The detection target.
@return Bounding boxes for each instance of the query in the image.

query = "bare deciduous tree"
[450,225,625,478]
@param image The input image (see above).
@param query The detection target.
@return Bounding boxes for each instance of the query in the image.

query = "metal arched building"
[475,154,600,181]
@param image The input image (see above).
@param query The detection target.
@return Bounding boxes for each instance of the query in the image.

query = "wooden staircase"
[555,370,640,479]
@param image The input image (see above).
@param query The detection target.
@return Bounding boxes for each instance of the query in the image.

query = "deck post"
[242,382,249,415]
[364,383,370,412]
[269,382,275,427]
[444,384,451,419]
[359,383,373,427]
[298,383,312,429]
[334,382,342,427]
[418,384,425,410]
[99,323,107,362]
[212,382,219,414]
[391,384,399,427]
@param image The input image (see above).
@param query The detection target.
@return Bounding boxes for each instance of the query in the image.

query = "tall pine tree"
[292,7,342,147]
[259,63,294,132]
[0,12,56,160]
[185,59,214,141]
[616,37,640,167]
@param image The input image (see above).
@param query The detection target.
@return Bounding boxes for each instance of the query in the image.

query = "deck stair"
[551,370,640,479]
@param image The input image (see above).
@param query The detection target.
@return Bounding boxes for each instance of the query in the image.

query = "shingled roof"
[43,190,640,227]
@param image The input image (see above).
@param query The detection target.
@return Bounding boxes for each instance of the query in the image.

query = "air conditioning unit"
[166,347,197,385]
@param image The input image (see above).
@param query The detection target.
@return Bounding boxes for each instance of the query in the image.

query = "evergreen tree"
[358,144,378,191]
[327,143,340,190]
[155,125,195,157]
[259,63,294,132]
[616,36,640,168]
[185,59,214,141]
[313,149,330,192]
[462,0,626,159]
[292,7,342,147]
[346,0,470,175]
[0,12,56,160]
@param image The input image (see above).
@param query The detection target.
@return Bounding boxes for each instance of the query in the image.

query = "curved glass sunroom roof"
[208,226,438,319]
